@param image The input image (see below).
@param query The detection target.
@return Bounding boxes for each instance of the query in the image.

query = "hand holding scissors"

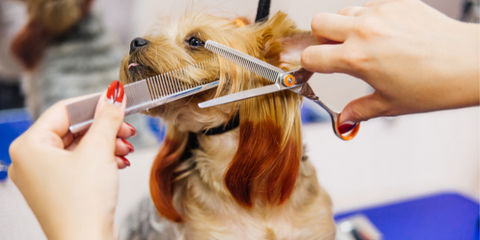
[199,40,360,141]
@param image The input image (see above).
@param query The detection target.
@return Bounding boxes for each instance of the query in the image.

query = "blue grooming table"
[335,193,480,240]
[0,109,33,180]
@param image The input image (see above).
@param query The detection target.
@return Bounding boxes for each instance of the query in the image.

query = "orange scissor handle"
[333,113,360,141]
[283,75,295,87]
[336,121,360,141]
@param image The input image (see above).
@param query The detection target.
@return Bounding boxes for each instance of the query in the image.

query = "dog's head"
[120,11,318,222]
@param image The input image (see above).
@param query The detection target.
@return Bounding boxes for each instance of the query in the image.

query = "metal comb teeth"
[67,57,219,133]
[204,40,285,83]
[141,57,217,101]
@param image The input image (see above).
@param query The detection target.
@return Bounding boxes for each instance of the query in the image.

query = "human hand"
[301,0,479,131]
[8,80,136,240]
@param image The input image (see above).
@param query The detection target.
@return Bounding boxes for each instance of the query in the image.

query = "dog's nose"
[130,37,149,54]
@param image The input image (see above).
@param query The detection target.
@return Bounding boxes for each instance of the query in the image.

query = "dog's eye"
[187,37,204,47]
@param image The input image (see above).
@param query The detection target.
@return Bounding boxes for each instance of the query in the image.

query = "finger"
[338,92,389,125]
[117,122,137,139]
[115,138,134,156]
[301,44,346,73]
[318,38,344,44]
[65,135,82,151]
[31,94,103,141]
[311,13,354,43]
[64,123,133,153]
[115,156,129,169]
[113,224,119,240]
[363,0,391,7]
[62,132,74,148]
[67,121,136,146]
[337,6,365,17]
[316,37,333,44]
[62,114,135,148]
[7,164,16,183]
[79,81,126,154]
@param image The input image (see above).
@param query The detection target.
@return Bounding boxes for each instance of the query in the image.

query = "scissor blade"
[199,84,283,108]
[205,40,285,83]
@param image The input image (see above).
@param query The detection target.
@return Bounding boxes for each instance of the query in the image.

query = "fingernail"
[119,156,130,167]
[120,138,134,153]
[339,121,357,134]
[125,122,137,137]
[106,80,124,106]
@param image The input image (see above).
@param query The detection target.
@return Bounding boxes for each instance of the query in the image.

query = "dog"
[120,11,335,240]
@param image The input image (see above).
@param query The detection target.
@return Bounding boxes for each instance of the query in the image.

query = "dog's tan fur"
[120,11,335,240]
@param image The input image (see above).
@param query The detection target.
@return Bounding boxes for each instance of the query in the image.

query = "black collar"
[202,115,240,136]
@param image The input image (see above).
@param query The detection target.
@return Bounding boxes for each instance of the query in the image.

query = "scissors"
[198,40,360,141]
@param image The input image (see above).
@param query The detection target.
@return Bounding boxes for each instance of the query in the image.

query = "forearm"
[456,23,479,107]
[432,22,479,111]
[34,206,115,240]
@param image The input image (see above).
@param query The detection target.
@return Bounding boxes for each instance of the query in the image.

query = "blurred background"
[0,0,478,239]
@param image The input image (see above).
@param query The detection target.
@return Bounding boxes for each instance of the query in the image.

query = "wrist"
[45,218,115,240]
[432,21,480,110]
[455,22,479,107]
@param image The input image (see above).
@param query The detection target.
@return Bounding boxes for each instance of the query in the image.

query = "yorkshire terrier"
[120,11,335,240]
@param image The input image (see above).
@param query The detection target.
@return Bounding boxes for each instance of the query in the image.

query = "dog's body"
[122,135,334,240]
[120,11,335,240]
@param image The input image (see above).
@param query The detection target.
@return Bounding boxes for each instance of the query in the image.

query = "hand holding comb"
[66,58,218,133]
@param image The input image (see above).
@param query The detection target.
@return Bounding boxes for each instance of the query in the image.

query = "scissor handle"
[333,114,360,141]
[310,98,360,141]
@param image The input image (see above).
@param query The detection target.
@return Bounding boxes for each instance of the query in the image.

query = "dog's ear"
[150,125,190,223]
[254,11,319,69]
[225,91,302,207]
[223,11,308,207]
[10,21,54,70]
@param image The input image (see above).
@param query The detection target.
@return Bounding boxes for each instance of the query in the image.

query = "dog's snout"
[129,37,149,54]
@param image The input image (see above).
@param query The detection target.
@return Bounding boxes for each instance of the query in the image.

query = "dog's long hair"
[147,12,316,222]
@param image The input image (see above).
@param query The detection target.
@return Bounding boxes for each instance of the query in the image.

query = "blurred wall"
[0,0,25,80]
[423,0,462,19]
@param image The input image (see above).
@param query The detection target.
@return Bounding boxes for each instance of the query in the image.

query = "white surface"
[305,107,479,213]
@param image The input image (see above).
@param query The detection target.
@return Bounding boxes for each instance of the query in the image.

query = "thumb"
[79,80,126,153]
[338,92,388,131]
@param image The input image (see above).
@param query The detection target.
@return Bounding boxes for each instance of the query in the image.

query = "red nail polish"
[106,80,124,106]
[339,121,357,134]
[125,122,137,137]
[120,156,130,167]
[120,138,134,153]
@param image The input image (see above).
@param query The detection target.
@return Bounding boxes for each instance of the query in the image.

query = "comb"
[67,58,218,133]
[204,40,285,83]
